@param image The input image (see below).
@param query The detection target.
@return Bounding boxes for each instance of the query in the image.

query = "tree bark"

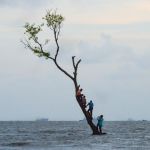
[53,24,100,134]
[71,57,100,135]
[73,80,100,135]
[53,56,100,134]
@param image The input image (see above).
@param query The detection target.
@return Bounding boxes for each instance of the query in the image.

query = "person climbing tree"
[76,88,83,102]
[82,95,86,107]
[87,100,94,117]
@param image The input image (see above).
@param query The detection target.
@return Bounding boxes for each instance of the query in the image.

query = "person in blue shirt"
[97,115,103,133]
[86,100,94,117]
[96,116,100,128]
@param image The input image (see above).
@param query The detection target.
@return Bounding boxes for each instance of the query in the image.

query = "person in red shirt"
[82,95,86,107]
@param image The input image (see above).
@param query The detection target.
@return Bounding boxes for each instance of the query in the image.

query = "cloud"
[0,0,52,8]
[76,33,130,64]
[76,33,150,69]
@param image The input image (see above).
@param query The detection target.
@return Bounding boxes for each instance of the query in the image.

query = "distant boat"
[127,118,134,121]
[142,120,147,121]
[82,117,98,121]
[36,118,48,121]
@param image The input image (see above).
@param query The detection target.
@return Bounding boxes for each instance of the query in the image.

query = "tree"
[21,9,100,135]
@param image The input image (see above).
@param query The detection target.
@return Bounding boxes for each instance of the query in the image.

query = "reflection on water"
[0,121,150,150]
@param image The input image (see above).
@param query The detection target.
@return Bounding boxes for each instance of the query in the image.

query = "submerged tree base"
[93,133,107,135]
[76,97,102,135]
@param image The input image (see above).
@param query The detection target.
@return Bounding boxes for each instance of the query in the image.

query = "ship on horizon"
[127,118,134,121]
[36,118,48,121]
[82,117,98,121]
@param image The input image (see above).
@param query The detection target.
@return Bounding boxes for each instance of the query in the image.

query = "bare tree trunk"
[71,56,100,134]
[73,79,100,135]
[53,56,100,134]
[53,30,100,134]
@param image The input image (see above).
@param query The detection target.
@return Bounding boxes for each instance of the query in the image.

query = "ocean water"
[0,121,150,150]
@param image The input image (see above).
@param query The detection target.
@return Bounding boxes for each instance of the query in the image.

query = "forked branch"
[76,59,81,69]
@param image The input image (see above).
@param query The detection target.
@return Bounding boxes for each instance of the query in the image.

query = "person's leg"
[97,122,99,128]
[89,109,92,115]
[77,95,81,102]
[99,126,102,133]
[79,95,82,102]
[87,109,92,116]
[91,109,93,117]
[76,95,79,101]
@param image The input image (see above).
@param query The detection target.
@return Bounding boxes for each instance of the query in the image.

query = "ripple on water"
[0,121,150,149]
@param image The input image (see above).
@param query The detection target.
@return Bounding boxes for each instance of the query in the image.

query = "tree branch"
[72,56,76,70]
[53,29,74,81]
[76,59,81,69]
[74,59,81,81]
[54,60,74,80]
[20,38,54,60]
[54,30,59,60]
[57,25,60,40]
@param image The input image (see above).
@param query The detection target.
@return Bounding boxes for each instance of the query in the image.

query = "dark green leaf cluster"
[33,46,50,59]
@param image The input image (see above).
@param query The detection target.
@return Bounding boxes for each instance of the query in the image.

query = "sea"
[0,121,150,150]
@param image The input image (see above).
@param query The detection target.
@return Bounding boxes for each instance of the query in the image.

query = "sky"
[0,0,150,121]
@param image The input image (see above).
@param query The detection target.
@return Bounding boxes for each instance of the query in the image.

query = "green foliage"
[23,22,44,41]
[33,46,50,59]
[45,39,50,45]
[42,9,65,32]
[22,9,65,60]
[33,47,41,53]
[23,22,50,59]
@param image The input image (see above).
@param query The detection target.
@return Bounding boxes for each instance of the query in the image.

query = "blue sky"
[0,0,150,121]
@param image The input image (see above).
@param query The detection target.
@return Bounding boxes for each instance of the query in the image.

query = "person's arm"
[76,90,79,96]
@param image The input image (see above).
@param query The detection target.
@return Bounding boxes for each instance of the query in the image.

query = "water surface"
[0,121,150,149]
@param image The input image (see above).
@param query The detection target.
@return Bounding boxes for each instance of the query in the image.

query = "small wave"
[18,130,28,133]
[145,136,150,138]
[40,130,56,133]
[7,142,30,146]
[76,130,86,131]
[135,128,144,130]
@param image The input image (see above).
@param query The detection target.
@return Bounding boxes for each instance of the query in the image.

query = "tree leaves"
[32,46,50,59]
[43,9,65,33]
[23,22,43,41]
[21,9,64,60]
